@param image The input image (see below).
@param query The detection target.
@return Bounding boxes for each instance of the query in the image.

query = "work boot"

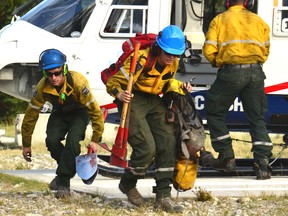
[119,183,145,206]
[253,158,272,180]
[49,177,58,190]
[199,149,215,167]
[49,176,70,190]
[154,197,184,213]
[55,186,71,199]
[212,158,236,172]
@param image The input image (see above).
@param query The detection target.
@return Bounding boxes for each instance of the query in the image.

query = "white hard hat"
[76,153,98,181]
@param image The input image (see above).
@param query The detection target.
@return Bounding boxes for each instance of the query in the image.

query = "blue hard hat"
[39,49,66,70]
[156,25,186,55]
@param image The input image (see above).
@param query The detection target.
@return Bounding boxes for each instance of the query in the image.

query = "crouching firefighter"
[106,25,192,213]
[21,48,104,198]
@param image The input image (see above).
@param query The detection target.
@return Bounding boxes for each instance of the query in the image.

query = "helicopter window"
[101,0,148,37]
[281,0,288,28]
[20,0,95,37]
[272,0,288,36]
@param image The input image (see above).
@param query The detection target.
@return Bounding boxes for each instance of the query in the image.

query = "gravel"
[1,153,288,215]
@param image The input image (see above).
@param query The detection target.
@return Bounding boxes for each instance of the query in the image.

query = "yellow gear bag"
[173,157,198,191]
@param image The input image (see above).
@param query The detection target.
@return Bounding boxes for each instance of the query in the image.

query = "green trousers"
[46,109,90,187]
[205,66,273,161]
[120,92,176,198]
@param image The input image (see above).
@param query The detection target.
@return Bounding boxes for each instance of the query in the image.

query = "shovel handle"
[88,146,94,154]
[120,42,141,128]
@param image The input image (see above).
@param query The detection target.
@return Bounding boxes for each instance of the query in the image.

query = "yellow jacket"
[203,5,270,68]
[106,48,179,97]
[21,71,104,147]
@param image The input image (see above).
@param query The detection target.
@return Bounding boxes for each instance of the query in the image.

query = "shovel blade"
[75,153,98,180]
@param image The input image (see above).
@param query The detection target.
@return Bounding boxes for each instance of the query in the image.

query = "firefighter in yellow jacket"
[203,0,272,180]
[21,48,104,198]
[106,25,192,213]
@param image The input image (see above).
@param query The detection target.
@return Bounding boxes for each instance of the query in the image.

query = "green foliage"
[0,1,31,123]
[0,92,28,124]
[0,0,28,28]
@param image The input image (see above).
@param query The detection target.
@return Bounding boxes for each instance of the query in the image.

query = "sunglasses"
[46,70,63,77]
[164,51,181,58]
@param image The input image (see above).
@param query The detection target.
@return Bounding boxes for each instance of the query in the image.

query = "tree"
[0,0,31,124]
[0,0,28,27]
[0,92,28,124]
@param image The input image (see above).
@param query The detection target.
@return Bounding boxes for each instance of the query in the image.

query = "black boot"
[212,157,236,172]
[199,149,215,167]
[253,158,272,180]
[154,197,184,213]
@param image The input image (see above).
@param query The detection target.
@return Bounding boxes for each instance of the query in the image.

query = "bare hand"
[182,82,192,92]
[117,90,133,103]
[87,141,98,153]
[22,147,32,162]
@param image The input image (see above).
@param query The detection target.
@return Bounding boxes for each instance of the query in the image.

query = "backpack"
[100,32,157,84]
[163,86,206,191]
[164,87,206,159]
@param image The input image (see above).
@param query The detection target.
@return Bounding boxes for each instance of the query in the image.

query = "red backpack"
[101,33,157,84]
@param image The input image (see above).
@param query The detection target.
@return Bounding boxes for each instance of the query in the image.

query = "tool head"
[76,152,98,185]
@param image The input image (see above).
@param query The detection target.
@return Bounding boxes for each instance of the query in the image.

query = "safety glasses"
[46,70,63,77]
[164,50,181,58]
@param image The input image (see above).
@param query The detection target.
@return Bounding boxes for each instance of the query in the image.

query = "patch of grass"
[1,123,130,156]
[0,173,48,193]
[192,186,213,202]
[1,124,288,164]
[254,192,288,201]
[204,131,288,159]
[0,123,15,137]
[15,163,31,170]
[4,123,288,157]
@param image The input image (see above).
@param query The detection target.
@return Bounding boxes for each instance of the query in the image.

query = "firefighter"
[21,49,104,198]
[203,0,273,179]
[106,25,192,213]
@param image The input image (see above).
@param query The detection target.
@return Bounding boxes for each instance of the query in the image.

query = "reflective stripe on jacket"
[203,5,270,68]
[21,71,104,147]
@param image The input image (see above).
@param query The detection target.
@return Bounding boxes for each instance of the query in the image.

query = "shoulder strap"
[182,87,204,129]
[182,87,196,120]
[141,50,157,74]
[66,71,73,87]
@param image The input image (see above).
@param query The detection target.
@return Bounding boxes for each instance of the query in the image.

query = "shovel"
[76,147,98,185]
[110,42,141,168]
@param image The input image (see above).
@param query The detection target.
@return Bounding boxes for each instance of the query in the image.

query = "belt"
[133,90,159,98]
[221,63,262,69]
